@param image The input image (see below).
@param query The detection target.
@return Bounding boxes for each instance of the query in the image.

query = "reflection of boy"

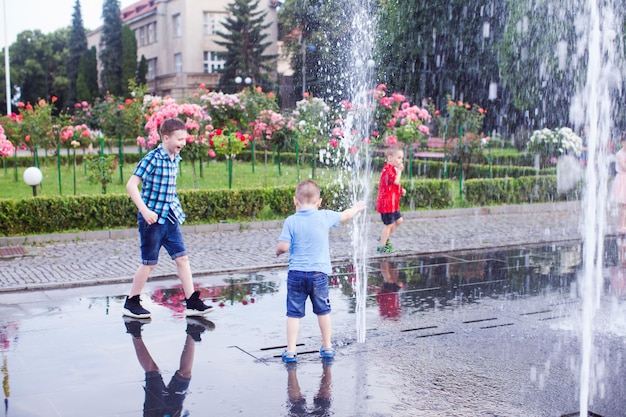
[376,261,402,319]
[124,316,214,417]
[376,146,406,254]
[286,361,333,416]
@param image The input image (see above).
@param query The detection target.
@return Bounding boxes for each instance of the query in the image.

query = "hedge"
[0,174,573,237]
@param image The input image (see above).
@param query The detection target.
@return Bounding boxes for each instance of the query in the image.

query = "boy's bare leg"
[176,335,195,379]
[286,317,301,352]
[130,337,159,373]
[317,313,332,348]
[174,255,195,298]
[379,224,394,245]
[129,264,156,296]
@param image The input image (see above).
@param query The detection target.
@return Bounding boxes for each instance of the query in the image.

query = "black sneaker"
[185,316,216,342]
[123,316,151,338]
[185,290,215,316]
[123,295,152,319]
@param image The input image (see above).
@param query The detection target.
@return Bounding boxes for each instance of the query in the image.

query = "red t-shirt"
[376,162,402,213]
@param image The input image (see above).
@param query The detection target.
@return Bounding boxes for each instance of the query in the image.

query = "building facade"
[87,0,279,100]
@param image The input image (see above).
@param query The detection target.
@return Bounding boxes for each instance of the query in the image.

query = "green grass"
[0,160,337,200]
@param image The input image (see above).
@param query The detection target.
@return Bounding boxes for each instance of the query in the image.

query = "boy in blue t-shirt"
[276,180,365,362]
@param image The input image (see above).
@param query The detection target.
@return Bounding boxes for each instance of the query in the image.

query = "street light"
[235,76,253,91]
[23,166,42,196]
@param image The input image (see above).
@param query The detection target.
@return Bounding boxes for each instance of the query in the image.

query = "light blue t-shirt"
[278,208,342,274]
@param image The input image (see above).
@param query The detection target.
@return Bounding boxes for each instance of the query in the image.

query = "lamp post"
[23,166,42,196]
[235,76,252,91]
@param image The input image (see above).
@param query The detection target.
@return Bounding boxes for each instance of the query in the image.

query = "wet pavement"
[1,201,626,416]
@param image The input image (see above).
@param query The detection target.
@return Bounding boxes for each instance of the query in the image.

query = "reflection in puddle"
[151,274,281,313]
[331,241,599,318]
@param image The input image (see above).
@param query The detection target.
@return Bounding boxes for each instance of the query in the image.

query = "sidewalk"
[0,201,587,292]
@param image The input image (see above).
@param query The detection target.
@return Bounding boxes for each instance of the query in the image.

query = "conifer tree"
[121,24,138,96]
[215,0,276,92]
[99,0,123,95]
[76,46,99,102]
[67,0,88,106]
[137,55,148,86]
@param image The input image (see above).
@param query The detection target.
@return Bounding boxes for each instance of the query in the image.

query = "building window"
[174,53,182,73]
[147,22,157,44]
[173,14,182,38]
[147,58,157,80]
[138,27,145,46]
[203,12,226,35]
[203,51,225,74]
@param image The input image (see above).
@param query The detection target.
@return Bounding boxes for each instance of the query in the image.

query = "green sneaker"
[385,240,394,251]
[377,245,394,254]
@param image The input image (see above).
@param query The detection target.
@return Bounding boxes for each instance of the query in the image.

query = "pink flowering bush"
[201,91,245,132]
[0,124,16,157]
[386,102,432,147]
[139,96,211,160]
[252,109,294,149]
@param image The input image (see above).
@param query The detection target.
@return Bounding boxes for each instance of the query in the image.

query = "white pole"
[3,0,11,115]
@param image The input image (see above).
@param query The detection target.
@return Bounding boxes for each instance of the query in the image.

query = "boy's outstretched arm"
[276,241,290,257]
[340,200,366,223]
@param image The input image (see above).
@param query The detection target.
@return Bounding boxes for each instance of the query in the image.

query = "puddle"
[0,241,625,416]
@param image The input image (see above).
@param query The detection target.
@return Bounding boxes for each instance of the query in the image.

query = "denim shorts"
[286,270,331,318]
[143,371,189,414]
[138,217,187,265]
[381,211,403,225]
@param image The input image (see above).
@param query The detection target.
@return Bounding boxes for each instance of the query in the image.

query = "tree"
[121,24,138,97]
[377,0,505,134]
[9,29,70,111]
[67,0,88,107]
[496,0,584,132]
[278,0,355,105]
[99,0,123,96]
[76,46,99,103]
[137,55,148,86]
[215,0,277,93]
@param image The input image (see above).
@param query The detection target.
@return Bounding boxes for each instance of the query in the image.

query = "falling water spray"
[576,0,621,415]
[335,0,378,343]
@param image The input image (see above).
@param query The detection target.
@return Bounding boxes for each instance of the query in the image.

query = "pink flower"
[385,135,398,145]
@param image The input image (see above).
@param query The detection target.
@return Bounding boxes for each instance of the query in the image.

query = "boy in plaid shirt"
[123,118,213,319]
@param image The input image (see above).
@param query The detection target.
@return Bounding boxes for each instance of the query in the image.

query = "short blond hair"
[295,180,320,205]
[384,145,404,158]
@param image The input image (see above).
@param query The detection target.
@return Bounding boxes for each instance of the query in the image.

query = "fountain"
[334,0,623,414]
[575,1,621,415]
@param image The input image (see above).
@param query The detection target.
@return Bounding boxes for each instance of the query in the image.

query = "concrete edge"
[0,201,580,248]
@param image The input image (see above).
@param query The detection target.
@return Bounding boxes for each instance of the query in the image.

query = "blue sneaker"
[282,350,297,363]
[320,346,335,358]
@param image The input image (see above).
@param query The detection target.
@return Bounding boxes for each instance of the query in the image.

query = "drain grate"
[415,331,455,338]
[400,325,438,333]
[463,317,498,324]
[480,323,514,329]
[520,309,552,316]
[0,246,26,258]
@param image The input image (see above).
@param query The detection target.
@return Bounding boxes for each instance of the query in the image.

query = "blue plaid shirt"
[133,145,185,225]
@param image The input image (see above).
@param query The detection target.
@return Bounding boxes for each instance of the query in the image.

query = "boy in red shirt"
[376,146,406,253]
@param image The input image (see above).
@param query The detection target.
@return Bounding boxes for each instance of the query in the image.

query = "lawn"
[0,159,337,200]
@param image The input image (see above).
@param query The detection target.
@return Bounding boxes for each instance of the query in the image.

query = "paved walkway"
[0,201,593,292]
